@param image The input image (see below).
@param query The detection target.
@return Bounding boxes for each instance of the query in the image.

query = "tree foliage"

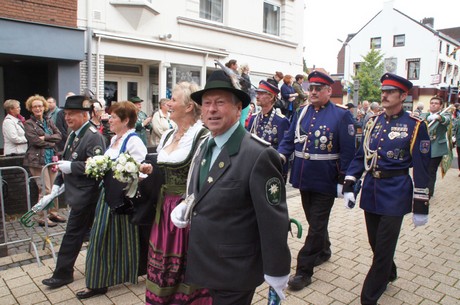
[303,58,308,73]
[350,48,384,103]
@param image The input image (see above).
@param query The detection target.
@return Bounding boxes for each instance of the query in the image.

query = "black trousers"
[296,191,334,277]
[209,289,255,305]
[361,211,403,305]
[53,205,96,279]
[427,156,442,197]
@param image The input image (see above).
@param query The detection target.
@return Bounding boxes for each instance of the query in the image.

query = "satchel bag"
[106,132,139,215]
[129,153,164,225]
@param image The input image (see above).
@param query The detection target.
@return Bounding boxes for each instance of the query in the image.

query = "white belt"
[294,151,340,160]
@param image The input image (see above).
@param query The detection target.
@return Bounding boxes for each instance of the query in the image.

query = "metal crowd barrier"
[0,163,66,266]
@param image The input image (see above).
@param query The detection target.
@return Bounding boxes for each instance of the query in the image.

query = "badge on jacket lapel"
[93,146,103,156]
[265,177,282,206]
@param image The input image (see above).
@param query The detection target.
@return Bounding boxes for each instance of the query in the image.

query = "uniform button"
[308,140,311,143]
[311,124,314,127]
[383,129,387,132]
[193,212,197,216]
[378,156,381,159]
[309,132,312,135]
[313,117,316,120]
[381,138,384,141]
[378,147,382,150]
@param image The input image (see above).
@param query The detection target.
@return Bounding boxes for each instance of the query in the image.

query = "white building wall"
[77,0,305,107]
[344,2,459,89]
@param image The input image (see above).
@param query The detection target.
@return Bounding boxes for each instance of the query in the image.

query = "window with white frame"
[263,2,280,36]
[200,0,223,22]
[370,37,381,49]
[393,34,405,47]
[407,58,420,80]
[438,60,445,74]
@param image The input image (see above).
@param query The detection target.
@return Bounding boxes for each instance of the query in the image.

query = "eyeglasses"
[308,85,326,92]
[32,105,44,109]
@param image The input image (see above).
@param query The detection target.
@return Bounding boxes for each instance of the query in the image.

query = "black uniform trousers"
[361,211,403,305]
[427,156,442,197]
[209,289,255,305]
[53,205,96,279]
[296,191,334,277]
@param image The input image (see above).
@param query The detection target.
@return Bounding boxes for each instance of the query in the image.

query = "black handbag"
[129,153,164,226]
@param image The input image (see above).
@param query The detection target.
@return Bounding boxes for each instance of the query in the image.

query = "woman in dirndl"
[145,82,212,304]
[77,101,147,299]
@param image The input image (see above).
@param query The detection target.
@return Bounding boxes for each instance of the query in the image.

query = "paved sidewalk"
[0,168,459,304]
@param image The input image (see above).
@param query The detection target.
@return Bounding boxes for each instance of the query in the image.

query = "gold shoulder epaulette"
[336,103,348,110]
[409,112,423,121]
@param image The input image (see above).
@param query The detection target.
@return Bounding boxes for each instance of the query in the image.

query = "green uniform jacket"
[420,111,452,158]
[135,110,152,145]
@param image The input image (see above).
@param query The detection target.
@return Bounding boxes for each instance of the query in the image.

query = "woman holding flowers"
[145,82,211,304]
[77,101,148,299]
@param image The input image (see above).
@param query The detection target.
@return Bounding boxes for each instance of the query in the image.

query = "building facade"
[0,0,305,149]
[338,1,459,108]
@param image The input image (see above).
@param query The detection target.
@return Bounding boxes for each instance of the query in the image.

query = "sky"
[303,0,460,74]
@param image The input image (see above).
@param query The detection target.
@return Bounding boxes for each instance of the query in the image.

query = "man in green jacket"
[130,96,152,145]
[420,96,452,196]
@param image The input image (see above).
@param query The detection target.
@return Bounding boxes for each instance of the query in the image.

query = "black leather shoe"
[314,254,331,267]
[288,275,312,291]
[42,277,73,288]
[76,287,108,299]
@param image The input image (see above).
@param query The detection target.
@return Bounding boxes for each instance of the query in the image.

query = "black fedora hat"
[191,70,251,108]
[63,95,91,111]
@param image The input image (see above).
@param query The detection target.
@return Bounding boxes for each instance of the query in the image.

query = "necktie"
[64,132,76,159]
[199,138,216,189]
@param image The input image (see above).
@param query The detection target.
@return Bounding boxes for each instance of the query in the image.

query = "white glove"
[170,202,189,228]
[50,184,60,197]
[264,274,289,301]
[337,184,344,198]
[413,214,428,227]
[58,160,72,174]
[427,114,438,122]
[34,194,55,212]
[343,192,356,209]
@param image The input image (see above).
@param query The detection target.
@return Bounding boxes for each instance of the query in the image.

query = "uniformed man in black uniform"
[42,95,106,288]
[343,73,430,305]
[278,71,356,290]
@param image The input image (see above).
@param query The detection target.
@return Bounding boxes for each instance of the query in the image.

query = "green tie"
[199,138,216,189]
[64,132,76,159]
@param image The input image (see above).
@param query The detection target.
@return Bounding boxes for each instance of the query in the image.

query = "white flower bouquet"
[85,155,112,180]
[112,152,141,197]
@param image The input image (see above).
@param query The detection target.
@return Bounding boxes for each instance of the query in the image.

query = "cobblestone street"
[0,168,459,304]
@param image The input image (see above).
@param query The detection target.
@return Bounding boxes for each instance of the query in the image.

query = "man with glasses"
[247,80,290,181]
[342,73,430,305]
[278,71,356,290]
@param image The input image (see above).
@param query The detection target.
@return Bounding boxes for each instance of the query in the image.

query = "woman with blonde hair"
[23,94,64,227]
[145,82,211,304]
